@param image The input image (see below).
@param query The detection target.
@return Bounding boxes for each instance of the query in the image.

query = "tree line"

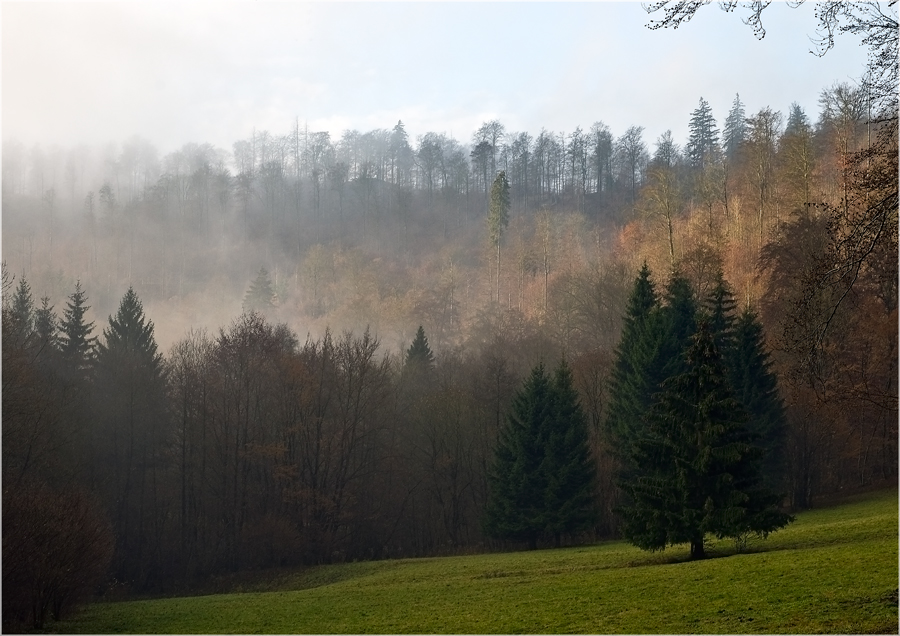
[3,4,897,624]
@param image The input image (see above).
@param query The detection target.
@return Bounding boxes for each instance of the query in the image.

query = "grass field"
[55,488,898,634]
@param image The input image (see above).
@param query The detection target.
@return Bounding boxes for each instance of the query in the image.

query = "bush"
[2,480,114,631]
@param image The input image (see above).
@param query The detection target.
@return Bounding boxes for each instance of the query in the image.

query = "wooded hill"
[3,68,897,629]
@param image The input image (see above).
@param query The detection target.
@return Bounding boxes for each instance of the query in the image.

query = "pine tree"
[618,321,792,559]
[97,287,163,369]
[686,97,720,168]
[33,296,59,356]
[400,325,436,405]
[484,362,553,549]
[784,102,811,136]
[59,281,97,378]
[729,307,787,491]
[654,270,698,389]
[723,93,747,159]
[9,276,34,343]
[704,270,738,354]
[405,325,435,369]
[484,358,598,549]
[542,359,597,545]
[605,263,661,453]
[243,268,275,312]
[488,171,510,303]
[94,287,168,583]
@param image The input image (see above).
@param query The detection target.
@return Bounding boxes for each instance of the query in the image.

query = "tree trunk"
[690,537,706,559]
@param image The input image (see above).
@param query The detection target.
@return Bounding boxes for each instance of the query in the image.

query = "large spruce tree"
[705,272,786,490]
[686,97,720,168]
[484,362,553,549]
[484,359,596,549]
[94,286,169,585]
[605,263,661,455]
[729,307,787,490]
[618,321,792,558]
[542,359,597,545]
[488,171,510,303]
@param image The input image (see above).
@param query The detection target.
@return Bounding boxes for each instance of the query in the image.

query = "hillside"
[54,488,898,634]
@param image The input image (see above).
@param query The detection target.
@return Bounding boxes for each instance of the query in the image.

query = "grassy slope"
[56,489,898,634]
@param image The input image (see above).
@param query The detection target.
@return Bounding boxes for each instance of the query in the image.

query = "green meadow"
[55,488,898,634]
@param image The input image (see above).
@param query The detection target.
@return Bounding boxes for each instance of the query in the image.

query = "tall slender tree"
[8,276,34,344]
[488,171,510,304]
[723,93,747,159]
[686,97,720,168]
[542,359,597,545]
[58,281,97,379]
[93,287,169,586]
[605,263,661,455]
[729,307,787,490]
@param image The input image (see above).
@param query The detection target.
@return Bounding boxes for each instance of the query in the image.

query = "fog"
[3,2,867,152]
[4,3,897,613]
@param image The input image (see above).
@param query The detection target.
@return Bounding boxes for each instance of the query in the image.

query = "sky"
[2,1,871,157]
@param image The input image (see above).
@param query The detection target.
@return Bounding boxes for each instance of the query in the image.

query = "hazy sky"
[3,1,870,156]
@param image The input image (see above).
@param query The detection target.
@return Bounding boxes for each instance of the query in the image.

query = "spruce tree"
[484,362,552,549]
[605,262,661,454]
[9,276,34,344]
[729,307,787,490]
[657,271,697,380]
[484,358,598,549]
[686,97,720,168]
[542,359,597,545]
[488,171,510,303]
[243,268,275,312]
[94,287,168,582]
[723,93,747,159]
[59,281,97,378]
[606,267,697,466]
[704,269,737,354]
[33,296,59,357]
[405,325,435,369]
[618,321,792,559]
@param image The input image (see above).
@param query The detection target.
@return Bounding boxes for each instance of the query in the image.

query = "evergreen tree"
[405,325,435,369]
[243,268,275,312]
[606,267,697,453]
[729,307,787,490]
[605,263,661,453]
[704,270,738,354]
[400,325,436,407]
[94,287,168,585]
[686,97,720,168]
[484,362,553,549]
[488,171,510,303]
[9,276,34,343]
[484,359,598,549]
[723,93,747,159]
[97,287,164,370]
[59,281,97,378]
[654,270,698,392]
[618,321,792,559]
[784,102,811,136]
[33,296,59,357]
[542,359,597,545]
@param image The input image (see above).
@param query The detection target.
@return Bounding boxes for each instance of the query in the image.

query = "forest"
[2,3,897,629]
